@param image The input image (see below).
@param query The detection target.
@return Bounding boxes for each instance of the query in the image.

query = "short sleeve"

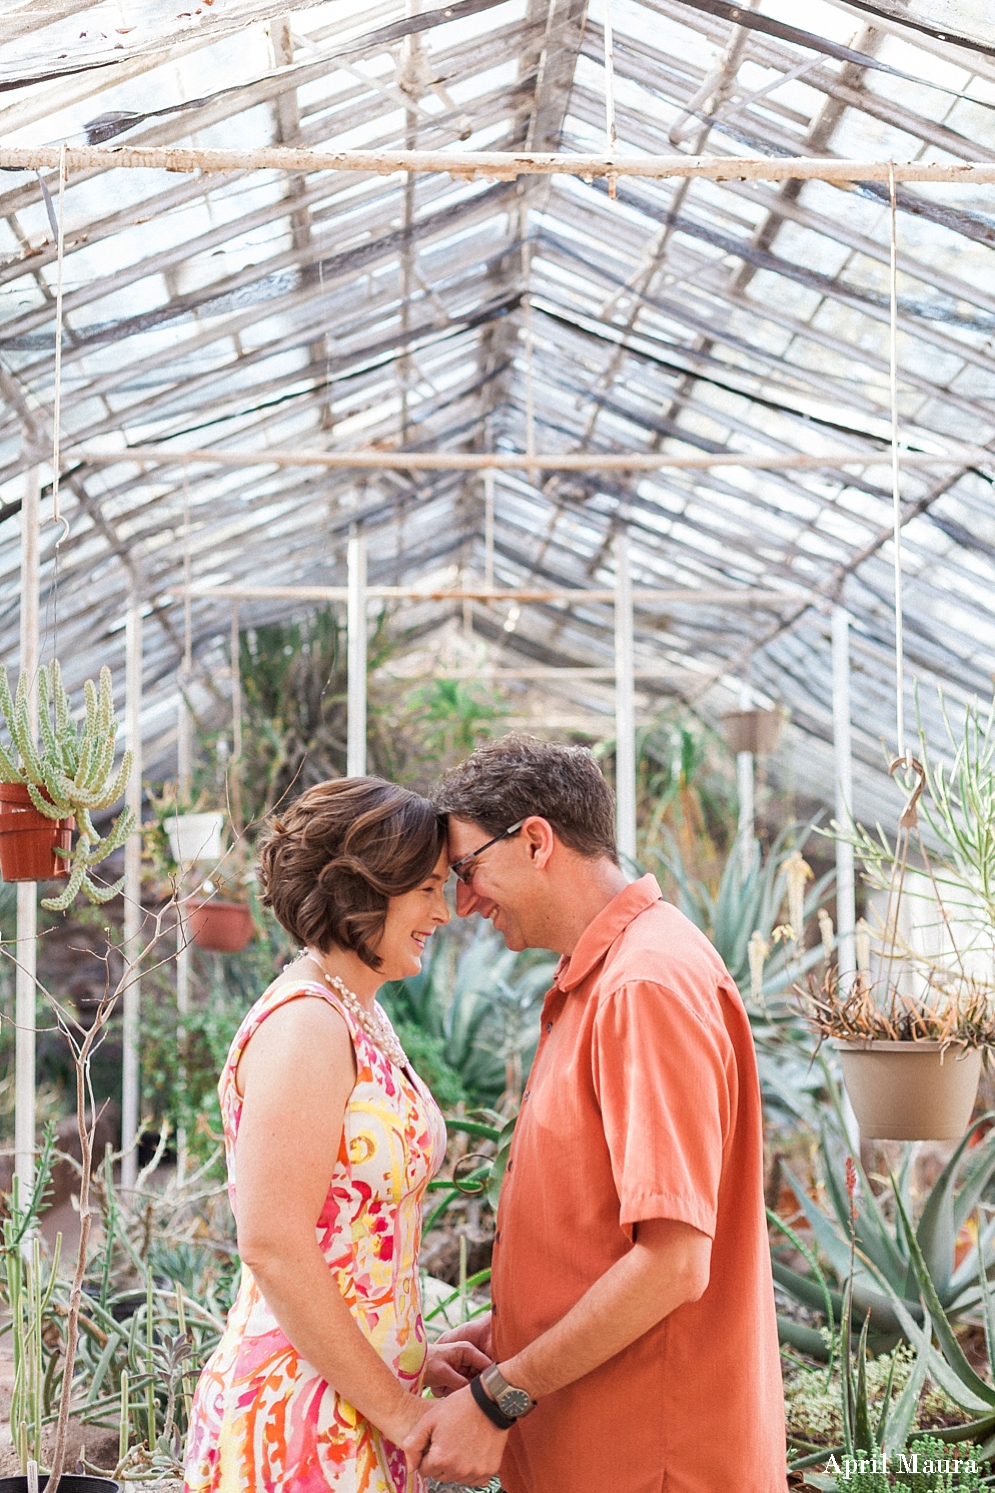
[590,980,734,1240]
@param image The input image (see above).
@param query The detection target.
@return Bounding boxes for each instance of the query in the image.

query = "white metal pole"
[736,682,754,873]
[14,466,40,1193]
[613,528,636,867]
[347,528,368,777]
[121,597,143,1190]
[832,609,857,984]
[484,470,495,590]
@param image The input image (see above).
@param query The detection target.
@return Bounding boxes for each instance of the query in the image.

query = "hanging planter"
[0,663,134,909]
[720,708,782,755]
[834,1039,982,1141]
[187,897,254,952]
[166,810,224,867]
[0,783,74,883]
[807,755,995,1143]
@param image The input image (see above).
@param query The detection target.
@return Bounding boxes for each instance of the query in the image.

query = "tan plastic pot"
[835,1039,983,1141]
[720,708,782,755]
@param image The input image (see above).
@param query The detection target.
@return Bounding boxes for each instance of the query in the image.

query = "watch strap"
[470,1371,515,1431]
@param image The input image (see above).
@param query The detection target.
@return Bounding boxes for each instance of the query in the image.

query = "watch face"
[498,1388,533,1418]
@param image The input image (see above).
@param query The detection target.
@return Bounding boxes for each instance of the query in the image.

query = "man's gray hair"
[435,734,618,863]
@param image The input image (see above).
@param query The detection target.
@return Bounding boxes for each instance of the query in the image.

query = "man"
[404,735,786,1493]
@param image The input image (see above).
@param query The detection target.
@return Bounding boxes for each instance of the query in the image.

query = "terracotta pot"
[187,898,254,952]
[720,708,782,755]
[835,1038,983,1140]
[0,782,74,882]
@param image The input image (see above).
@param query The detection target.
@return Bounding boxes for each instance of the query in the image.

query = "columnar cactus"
[0,661,136,910]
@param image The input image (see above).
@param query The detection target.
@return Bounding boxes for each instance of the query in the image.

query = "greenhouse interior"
[3,0,995,1489]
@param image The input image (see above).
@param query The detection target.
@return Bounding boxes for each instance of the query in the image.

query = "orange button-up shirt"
[492,875,786,1493]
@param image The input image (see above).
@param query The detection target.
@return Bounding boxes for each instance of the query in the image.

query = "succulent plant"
[0,660,136,909]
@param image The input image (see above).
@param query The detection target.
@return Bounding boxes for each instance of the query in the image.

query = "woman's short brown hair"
[257,777,445,969]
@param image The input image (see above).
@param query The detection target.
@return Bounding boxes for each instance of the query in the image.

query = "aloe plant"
[772,1077,995,1354]
[0,661,135,909]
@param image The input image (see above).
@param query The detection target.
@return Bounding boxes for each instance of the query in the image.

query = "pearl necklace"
[308,958,409,1071]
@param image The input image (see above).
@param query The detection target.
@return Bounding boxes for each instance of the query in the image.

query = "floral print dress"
[184,979,446,1493]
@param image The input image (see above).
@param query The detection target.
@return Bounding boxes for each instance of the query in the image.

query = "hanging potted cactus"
[0,662,136,910]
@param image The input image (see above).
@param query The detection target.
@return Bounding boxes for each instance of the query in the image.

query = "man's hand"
[423,1338,491,1395]
[434,1311,493,1359]
[402,1384,508,1484]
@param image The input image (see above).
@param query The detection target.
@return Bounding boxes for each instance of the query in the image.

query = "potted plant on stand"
[0,663,135,909]
[806,697,995,1141]
[146,790,255,953]
[185,839,256,954]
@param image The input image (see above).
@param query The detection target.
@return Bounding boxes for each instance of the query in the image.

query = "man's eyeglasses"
[450,819,525,885]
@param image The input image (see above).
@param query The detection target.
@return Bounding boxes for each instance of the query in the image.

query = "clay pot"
[187,898,254,952]
[720,708,782,755]
[835,1038,983,1140]
[0,782,74,882]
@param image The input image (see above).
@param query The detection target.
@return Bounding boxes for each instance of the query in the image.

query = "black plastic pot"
[0,1480,119,1493]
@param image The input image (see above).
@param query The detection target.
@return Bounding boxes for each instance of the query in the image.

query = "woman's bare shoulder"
[236,982,353,1095]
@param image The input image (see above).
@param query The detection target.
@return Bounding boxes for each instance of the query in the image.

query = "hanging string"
[52,143,69,545]
[888,162,908,770]
[177,469,193,798]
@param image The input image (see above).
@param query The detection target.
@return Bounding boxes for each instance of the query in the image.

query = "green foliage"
[0,661,136,909]
[648,822,833,1003]
[648,823,834,1123]
[140,980,243,1165]
[784,1342,966,1456]
[138,922,292,1164]
[917,693,995,936]
[389,1021,469,1109]
[402,677,506,764]
[773,1091,995,1352]
[636,713,735,871]
[828,689,995,991]
[829,1438,989,1491]
[228,607,363,827]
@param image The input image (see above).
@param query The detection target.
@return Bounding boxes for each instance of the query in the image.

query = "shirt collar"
[554,873,663,992]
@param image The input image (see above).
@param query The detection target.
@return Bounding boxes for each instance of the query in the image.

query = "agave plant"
[0,661,135,909]
[645,823,835,1122]
[772,1079,995,1355]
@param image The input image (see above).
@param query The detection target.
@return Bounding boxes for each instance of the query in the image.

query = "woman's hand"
[434,1311,493,1360]
[424,1338,492,1395]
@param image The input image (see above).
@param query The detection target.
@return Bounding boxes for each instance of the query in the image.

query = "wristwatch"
[480,1363,537,1420]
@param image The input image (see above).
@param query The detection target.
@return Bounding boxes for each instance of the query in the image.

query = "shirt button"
[523,1089,530,1100]
[507,1158,513,1171]
[545,1021,553,1032]
[495,1231,501,1242]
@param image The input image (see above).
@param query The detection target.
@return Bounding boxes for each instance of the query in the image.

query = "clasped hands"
[402,1315,510,1486]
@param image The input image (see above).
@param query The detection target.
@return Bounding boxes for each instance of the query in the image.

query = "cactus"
[0,660,135,909]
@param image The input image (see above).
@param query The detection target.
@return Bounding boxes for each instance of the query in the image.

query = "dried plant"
[800,965,995,1049]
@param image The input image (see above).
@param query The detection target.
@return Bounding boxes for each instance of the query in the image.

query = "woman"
[184,777,488,1493]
